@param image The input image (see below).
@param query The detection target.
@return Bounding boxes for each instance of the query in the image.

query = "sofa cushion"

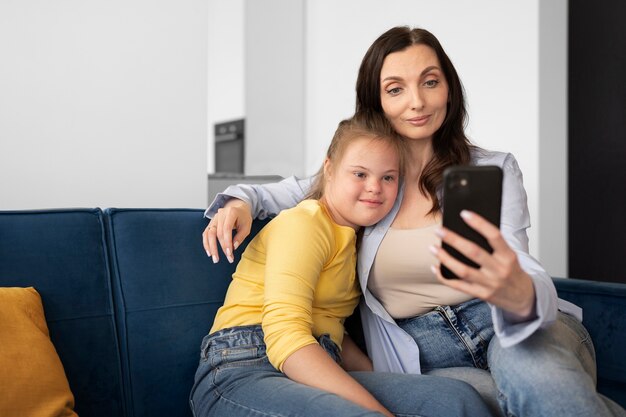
[0,209,124,417]
[0,287,78,417]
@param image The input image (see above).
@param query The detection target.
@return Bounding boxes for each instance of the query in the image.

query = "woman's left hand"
[431,210,536,321]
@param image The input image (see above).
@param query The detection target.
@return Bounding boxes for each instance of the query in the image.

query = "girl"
[191,114,491,417]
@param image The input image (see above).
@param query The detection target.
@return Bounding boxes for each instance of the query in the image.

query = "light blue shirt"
[206,148,582,374]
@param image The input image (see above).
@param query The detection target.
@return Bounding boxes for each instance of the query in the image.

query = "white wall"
[240,0,567,275]
[0,1,208,209]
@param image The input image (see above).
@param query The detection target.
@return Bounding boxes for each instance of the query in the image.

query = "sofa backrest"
[0,209,124,417]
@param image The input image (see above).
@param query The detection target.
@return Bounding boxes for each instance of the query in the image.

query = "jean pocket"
[559,312,590,343]
[200,334,213,361]
[559,311,597,360]
[211,345,268,368]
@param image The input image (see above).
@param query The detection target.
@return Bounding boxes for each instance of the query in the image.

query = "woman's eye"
[424,79,439,88]
[386,87,402,96]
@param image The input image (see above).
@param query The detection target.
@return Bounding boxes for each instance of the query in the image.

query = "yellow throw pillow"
[0,287,78,417]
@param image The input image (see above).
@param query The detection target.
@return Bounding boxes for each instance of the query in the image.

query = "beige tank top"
[368,223,472,319]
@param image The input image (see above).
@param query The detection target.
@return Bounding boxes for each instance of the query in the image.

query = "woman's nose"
[409,87,424,110]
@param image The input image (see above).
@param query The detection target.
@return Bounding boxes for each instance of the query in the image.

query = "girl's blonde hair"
[304,112,406,200]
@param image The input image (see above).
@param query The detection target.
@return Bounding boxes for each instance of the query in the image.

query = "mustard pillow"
[0,287,78,417]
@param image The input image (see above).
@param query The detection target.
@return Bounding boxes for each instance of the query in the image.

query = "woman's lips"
[406,115,430,126]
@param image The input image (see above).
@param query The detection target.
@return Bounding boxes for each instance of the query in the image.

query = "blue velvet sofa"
[1,208,625,417]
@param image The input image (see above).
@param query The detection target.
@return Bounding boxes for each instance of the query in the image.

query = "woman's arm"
[433,153,561,346]
[206,176,312,219]
[282,344,393,417]
[203,176,313,262]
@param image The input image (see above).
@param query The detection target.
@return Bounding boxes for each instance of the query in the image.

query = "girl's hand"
[340,334,373,372]
[202,199,252,263]
[431,210,536,321]
[283,344,393,417]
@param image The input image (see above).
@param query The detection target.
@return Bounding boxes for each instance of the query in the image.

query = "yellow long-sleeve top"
[210,199,361,371]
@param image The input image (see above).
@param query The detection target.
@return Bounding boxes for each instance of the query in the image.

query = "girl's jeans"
[397,298,626,417]
[189,324,493,417]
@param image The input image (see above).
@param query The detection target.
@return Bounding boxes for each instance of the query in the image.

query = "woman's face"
[379,44,449,142]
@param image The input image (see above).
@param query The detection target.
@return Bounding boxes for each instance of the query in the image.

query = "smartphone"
[440,165,503,279]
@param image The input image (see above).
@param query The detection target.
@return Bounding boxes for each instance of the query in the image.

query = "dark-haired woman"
[202,27,625,417]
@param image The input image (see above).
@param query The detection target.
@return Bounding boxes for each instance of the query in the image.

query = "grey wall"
[0,1,208,209]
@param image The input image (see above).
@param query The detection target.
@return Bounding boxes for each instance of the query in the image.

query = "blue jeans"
[397,298,626,417]
[190,324,493,417]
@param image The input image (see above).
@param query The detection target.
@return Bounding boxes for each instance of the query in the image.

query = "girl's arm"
[282,344,392,417]
[262,206,391,416]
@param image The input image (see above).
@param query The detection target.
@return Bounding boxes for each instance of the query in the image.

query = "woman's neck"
[405,138,434,182]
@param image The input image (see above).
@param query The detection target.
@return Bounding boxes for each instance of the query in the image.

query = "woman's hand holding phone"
[431,166,536,320]
[430,210,536,320]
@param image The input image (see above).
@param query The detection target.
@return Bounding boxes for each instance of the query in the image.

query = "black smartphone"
[440,165,503,279]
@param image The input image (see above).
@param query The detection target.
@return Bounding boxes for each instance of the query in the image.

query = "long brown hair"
[355,26,473,214]
[305,112,406,201]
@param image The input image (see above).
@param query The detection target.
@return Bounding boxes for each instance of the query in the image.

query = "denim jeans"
[189,324,493,417]
[397,298,626,417]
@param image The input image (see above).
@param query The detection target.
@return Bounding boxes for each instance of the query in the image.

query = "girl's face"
[379,44,449,142]
[321,137,400,230]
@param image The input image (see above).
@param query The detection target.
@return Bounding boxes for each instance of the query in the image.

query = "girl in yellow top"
[190,114,492,417]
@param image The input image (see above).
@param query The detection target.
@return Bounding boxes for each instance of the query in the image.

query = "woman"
[203,27,625,416]
[191,114,491,417]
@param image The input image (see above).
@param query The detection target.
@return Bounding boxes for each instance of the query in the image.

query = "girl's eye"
[424,79,440,88]
[383,175,396,182]
[385,87,402,96]
[354,172,366,179]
